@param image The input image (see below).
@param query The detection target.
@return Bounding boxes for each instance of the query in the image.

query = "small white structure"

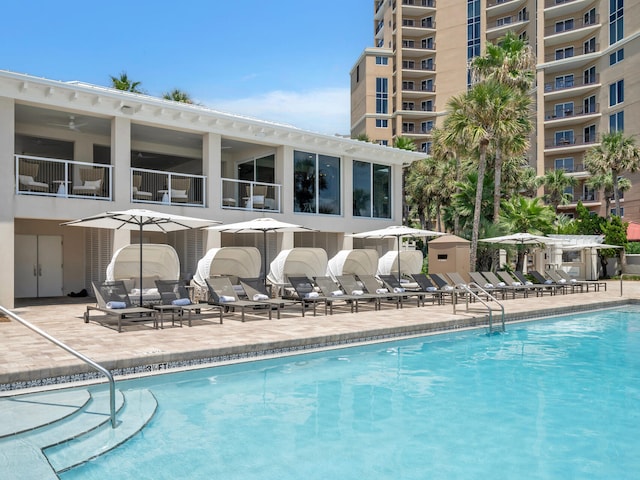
[267,248,328,286]
[377,250,424,277]
[326,249,379,281]
[192,247,262,287]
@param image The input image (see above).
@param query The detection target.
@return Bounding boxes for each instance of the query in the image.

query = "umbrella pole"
[397,236,402,283]
[263,230,268,287]
[139,222,143,307]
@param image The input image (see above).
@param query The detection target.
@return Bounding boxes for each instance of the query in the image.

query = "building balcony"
[130,168,206,207]
[544,104,600,124]
[543,74,600,98]
[487,0,527,14]
[398,0,436,15]
[399,21,436,37]
[544,15,600,46]
[542,44,600,70]
[487,12,529,39]
[15,155,113,200]
[400,43,436,57]
[401,64,436,78]
[544,134,599,150]
[544,0,584,13]
[557,192,601,208]
[220,179,282,212]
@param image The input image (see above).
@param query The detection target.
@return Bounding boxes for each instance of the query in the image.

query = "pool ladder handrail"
[619,273,637,296]
[452,282,505,333]
[0,305,118,428]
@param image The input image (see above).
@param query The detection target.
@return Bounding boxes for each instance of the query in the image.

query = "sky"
[1,0,373,135]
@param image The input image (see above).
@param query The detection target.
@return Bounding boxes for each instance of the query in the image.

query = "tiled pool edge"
[2,298,635,392]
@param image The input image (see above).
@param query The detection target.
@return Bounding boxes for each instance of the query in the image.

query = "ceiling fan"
[48,115,87,132]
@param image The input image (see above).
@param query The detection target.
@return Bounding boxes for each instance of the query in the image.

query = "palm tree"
[443,80,529,270]
[394,136,417,151]
[471,31,536,92]
[586,173,631,217]
[499,196,555,270]
[354,133,371,142]
[109,72,143,93]
[535,169,577,212]
[585,131,640,217]
[471,31,535,226]
[162,89,195,104]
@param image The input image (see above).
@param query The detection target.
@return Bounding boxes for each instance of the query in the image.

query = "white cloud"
[204,87,350,136]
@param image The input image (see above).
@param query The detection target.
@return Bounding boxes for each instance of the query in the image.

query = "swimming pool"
[57,307,640,479]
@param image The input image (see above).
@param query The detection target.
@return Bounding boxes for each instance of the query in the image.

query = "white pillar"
[203,133,221,210]
[111,116,131,207]
[0,97,15,307]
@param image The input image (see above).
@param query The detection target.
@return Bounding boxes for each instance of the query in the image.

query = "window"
[609,80,624,106]
[402,81,415,90]
[555,130,574,145]
[584,125,596,143]
[422,37,434,49]
[402,60,415,69]
[583,67,596,85]
[375,56,388,65]
[376,38,384,48]
[555,47,574,60]
[379,140,388,146]
[353,161,391,218]
[376,119,388,128]
[610,111,624,132]
[583,95,596,114]
[610,0,623,45]
[421,121,434,133]
[497,16,512,26]
[555,157,574,172]
[555,18,574,32]
[422,16,433,28]
[584,8,596,25]
[609,49,624,65]
[555,102,574,118]
[237,154,275,184]
[421,79,434,92]
[294,151,340,215]
[467,0,481,62]
[422,100,433,111]
[421,142,432,154]
[555,74,574,89]
[402,102,415,110]
[403,123,415,133]
[422,58,434,70]
[584,37,596,54]
[584,186,596,201]
[611,207,624,217]
[376,78,388,114]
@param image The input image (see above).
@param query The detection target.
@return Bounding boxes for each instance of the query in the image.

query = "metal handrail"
[620,273,637,297]
[453,282,505,333]
[0,305,117,428]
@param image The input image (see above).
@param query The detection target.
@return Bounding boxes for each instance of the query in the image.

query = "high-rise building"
[351,0,640,222]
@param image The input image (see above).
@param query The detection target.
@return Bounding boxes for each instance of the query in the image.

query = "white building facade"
[0,70,424,308]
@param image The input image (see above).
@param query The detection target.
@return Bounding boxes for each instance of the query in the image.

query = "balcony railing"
[130,168,206,207]
[15,155,113,200]
[402,0,435,6]
[553,163,585,173]
[545,134,599,149]
[544,74,599,93]
[544,103,599,120]
[544,44,599,62]
[489,11,529,29]
[221,178,281,212]
[544,15,599,37]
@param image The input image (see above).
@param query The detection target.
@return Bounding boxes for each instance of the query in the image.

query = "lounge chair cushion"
[84,179,102,188]
[19,175,34,184]
[106,301,127,309]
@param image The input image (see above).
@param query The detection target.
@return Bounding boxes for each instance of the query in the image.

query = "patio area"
[1,279,636,392]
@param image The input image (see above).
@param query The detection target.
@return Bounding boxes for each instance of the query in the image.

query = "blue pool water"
[60,308,640,479]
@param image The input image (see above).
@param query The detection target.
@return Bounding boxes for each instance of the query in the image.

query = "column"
[0,97,14,307]
[111,116,131,206]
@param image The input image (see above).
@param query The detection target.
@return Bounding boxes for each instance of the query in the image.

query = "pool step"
[44,389,158,473]
[0,388,157,478]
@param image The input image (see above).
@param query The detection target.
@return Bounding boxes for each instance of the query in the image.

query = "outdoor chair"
[467,272,507,300]
[72,167,105,196]
[497,271,544,297]
[511,271,554,296]
[18,160,49,193]
[132,174,153,201]
[169,178,190,203]
[87,281,157,332]
[410,273,449,304]
[378,274,430,306]
[356,274,405,309]
[445,272,493,301]
[545,270,584,294]
[155,279,223,326]
[335,274,383,310]
[205,277,273,322]
[555,269,606,292]
[480,271,529,299]
[284,275,330,316]
[314,276,373,313]
[528,271,567,295]
[238,277,303,317]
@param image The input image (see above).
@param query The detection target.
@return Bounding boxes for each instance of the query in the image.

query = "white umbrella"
[206,217,315,284]
[63,208,219,306]
[349,225,445,282]
[479,232,560,245]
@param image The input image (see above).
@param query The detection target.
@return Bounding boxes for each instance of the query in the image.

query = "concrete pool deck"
[1,279,637,392]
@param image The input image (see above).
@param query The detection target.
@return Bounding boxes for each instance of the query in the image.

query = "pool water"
[61,308,640,479]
